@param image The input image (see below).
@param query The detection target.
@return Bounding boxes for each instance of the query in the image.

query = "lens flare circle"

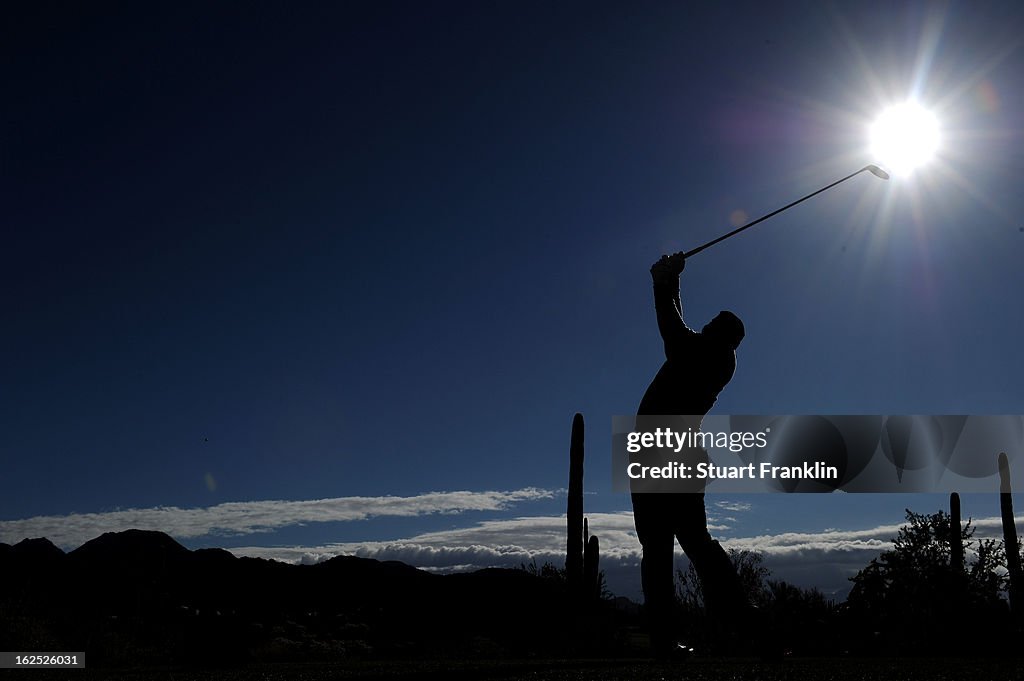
[869,102,939,175]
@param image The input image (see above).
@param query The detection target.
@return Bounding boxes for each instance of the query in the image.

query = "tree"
[675,549,838,654]
[676,549,770,611]
[518,559,612,600]
[518,559,566,582]
[845,508,1010,654]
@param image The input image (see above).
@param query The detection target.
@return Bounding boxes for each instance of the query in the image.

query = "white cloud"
[0,488,557,549]
[228,511,1024,601]
[229,512,644,566]
[5,489,1020,602]
[714,500,753,513]
[225,511,647,599]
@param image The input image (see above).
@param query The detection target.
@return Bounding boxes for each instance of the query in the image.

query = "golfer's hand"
[651,252,685,281]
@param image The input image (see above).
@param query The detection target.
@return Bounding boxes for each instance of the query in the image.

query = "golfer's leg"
[675,494,745,618]
[633,493,678,653]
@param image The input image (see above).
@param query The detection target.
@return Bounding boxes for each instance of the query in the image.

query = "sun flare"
[869,102,940,176]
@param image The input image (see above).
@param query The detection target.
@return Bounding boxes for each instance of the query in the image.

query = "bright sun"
[869,102,940,175]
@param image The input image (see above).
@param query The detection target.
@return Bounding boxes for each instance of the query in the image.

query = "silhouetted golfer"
[632,251,747,657]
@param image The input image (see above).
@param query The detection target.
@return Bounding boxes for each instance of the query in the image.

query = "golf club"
[683,164,890,259]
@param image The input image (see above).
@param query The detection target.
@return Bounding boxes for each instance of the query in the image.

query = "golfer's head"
[702,311,744,349]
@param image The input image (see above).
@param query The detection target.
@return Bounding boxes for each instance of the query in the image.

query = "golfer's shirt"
[632,277,736,494]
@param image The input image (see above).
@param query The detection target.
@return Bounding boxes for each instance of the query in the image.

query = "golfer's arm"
[653,277,691,356]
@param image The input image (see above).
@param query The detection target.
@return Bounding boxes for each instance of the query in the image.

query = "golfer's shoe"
[652,641,697,662]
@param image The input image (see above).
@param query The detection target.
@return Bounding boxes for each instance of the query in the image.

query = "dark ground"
[10,658,1024,681]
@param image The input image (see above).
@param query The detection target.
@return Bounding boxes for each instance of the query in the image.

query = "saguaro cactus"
[566,413,585,588]
[949,492,964,575]
[998,452,1022,616]
[566,413,602,602]
[584,532,600,601]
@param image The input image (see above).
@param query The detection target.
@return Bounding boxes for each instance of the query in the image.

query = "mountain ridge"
[0,528,603,665]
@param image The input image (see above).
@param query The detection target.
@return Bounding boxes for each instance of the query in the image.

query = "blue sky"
[3,1,1024,600]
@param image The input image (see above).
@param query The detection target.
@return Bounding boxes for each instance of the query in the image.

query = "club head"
[866,164,890,180]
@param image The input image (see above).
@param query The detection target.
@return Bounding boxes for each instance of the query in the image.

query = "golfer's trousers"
[631,491,745,646]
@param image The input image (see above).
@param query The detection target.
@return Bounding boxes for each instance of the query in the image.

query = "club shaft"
[683,166,871,259]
